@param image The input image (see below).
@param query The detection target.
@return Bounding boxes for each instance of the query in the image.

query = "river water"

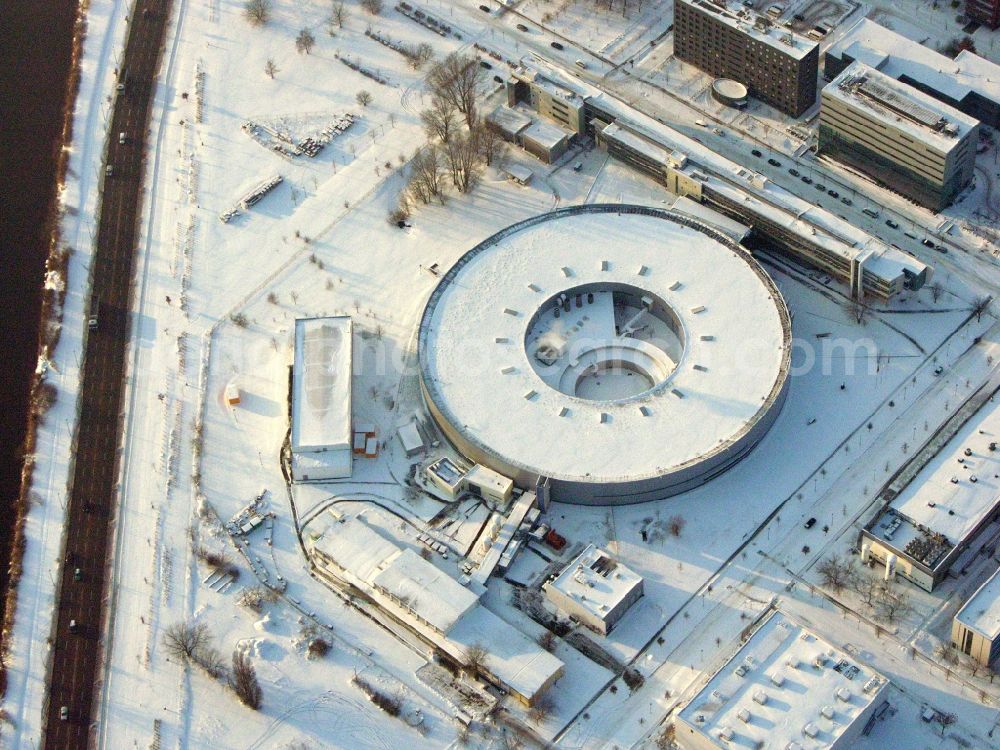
[0,0,79,626]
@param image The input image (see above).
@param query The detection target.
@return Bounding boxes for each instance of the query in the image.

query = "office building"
[952,566,1000,666]
[820,62,979,211]
[544,545,644,634]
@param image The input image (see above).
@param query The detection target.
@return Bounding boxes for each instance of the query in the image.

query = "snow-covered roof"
[823,62,979,152]
[878,398,1000,564]
[670,195,750,243]
[372,549,480,634]
[678,612,888,749]
[826,18,1000,107]
[310,515,401,582]
[546,544,643,618]
[956,566,1000,641]
[447,606,564,700]
[465,464,514,495]
[291,317,352,453]
[418,207,791,487]
[520,119,570,151]
[486,105,532,138]
[427,456,466,490]
[678,0,818,61]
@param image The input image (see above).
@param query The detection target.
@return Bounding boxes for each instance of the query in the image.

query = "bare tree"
[420,96,459,143]
[464,642,488,676]
[851,567,881,608]
[876,581,911,624]
[527,694,554,725]
[426,53,483,129]
[264,58,279,79]
[972,294,991,322]
[816,554,854,593]
[849,297,869,325]
[296,28,316,54]
[163,621,211,663]
[444,132,481,193]
[332,0,347,27]
[230,650,263,709]
[537,630,557,653]
[361,0,384,14]
[667,514,686,537]
[243,0,271,25]
[472,120,506,167]
[414,42,435,68]
[356,89,373,107]
[930,281,943,303]
[408,146,445,204]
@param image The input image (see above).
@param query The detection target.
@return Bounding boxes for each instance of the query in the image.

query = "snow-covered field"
[8,0,1000,747]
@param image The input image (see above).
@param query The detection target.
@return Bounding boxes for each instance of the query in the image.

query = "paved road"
[42,0,171,747]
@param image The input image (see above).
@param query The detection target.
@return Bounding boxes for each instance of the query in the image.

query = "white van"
[574,59,587,69]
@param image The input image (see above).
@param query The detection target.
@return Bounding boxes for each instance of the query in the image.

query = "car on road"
[789,168,800,176]
[841,196,853,205]
[862,207,879,218]
[479,59,492,69]
[119,131,126,144]
[550,41,564,50]
[69,619,78,634]
[804,517,817,529]
[934,365,945,375]
[574,59,587,69]
[116,69,127,94]
[768,158,781,167]
[478,4,490,10]
[936,244,948,254]
[814,183,825,191]
[516,23,529,31]
[74,567,82,581]
[922,238,935,247]
[801,175,812,184]
[105,165,114,177]
[60,706,69,721]
[752,149,762,157]
[827,189,839,198]
[493,75,504,83]
[886,219,899,229]
[713,127,725,136]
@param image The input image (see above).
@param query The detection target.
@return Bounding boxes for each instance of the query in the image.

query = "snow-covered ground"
[8,0,1000,747]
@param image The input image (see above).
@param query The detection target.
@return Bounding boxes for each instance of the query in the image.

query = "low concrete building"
[544,545,643,634]
[952,566,1000,666]
[860,401,1000,592]
[820,62,979,211]
[290,317,353,482]
[485,104,570,163]
[676,612,889,750]
[425,456,466,499]
[465,464,514,504]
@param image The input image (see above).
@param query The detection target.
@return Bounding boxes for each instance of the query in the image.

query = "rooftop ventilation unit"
[821,705,835,720]
[770,672,785,687]
[718,726,735,742]
[836,687,852,703]
[786,657,800,670]
[803,722,819,739]
[863,676,881,694]
[738,708,751,723]
[753,690,768,705]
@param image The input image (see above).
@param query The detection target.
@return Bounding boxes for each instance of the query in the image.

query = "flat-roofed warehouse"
[676,612,889,750]
[544,544,644,634]
[820,62,979,211]
[309,515,564,704]
[290,317,353,482]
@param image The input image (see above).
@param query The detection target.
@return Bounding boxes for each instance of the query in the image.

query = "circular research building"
[418,206,791,505]
[711,78,749,108]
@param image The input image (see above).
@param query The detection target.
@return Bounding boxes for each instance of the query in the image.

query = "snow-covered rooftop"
[678,0,818,61]
[547,544,643,618]
[372,549,480,634]
[826,19,1000,107]
[878,397,1000,563]
[486,104,532,138]
[520,118,570,150]
[956,566,1000,641]
[678,612,889,749]
[291,317,352,452]
[418,206,791,487]
[823,62,979,152]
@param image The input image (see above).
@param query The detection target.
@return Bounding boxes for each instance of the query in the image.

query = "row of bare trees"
[164,621,263,709]
[396,54,506,217]
[816,554,912,624]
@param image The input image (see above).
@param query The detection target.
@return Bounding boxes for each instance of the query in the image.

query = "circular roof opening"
[525,283,684,402]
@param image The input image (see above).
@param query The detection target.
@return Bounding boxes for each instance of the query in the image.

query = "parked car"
[862,207,879,218]
[105,165,114,177]
[768,158,781,167]
[814,183,825,191]
[74,567,82,582]
[752,149,763,157]
[60,706,69,721]
[516,23,529,31]
[841,196,853,206]
[922,238,935,247]
[479,60,492,69]
[886,219,899,229]
[804,517,817,529]
[801,175,812,184]
[789,168,800,177]
[544,528,567,551]
[827,189,839,198]
[478,4,490,10]
[550,40,564,50]
[493,75,504,84]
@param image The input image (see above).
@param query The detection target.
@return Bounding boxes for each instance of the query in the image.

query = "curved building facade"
[418,205,792,505]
